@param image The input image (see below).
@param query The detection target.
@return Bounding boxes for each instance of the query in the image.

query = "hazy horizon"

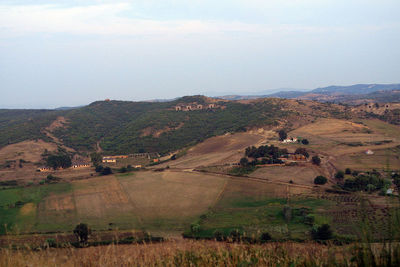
[1,0,400,108]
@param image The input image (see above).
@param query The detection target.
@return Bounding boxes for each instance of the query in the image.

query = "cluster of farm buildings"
[102,152,160,163]
[38,152,161,172]
[174,102,217,111]
[38,157,90,172]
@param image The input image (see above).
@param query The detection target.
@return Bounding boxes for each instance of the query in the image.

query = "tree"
[46,154,72,169]
[101,167,112,175]
[301,139,309,145]
[239,157,249,166]
[278,130,287,141]
[73,223,90,245]
[90,152,102,167]
[335,171,344,179]
[95,165,104,173]
[311,224,333,240]
[312,155,321,166]
[295,148,309,158]
[314,176,327,185]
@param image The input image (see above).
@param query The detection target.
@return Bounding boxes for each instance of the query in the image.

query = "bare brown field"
[118,171,227,230]
[0,139,57,164]
[159,132,267,168]
[289,118,400,170]
[30,171,229,233]
[251,165,322,186]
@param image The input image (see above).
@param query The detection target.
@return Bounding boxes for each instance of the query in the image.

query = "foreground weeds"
[1,239,400,267]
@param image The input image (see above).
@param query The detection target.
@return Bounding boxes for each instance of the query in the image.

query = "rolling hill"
[0,96,348,155]
[217,83,400,104]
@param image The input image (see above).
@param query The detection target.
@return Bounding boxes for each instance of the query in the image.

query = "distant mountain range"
[216,83,400,103]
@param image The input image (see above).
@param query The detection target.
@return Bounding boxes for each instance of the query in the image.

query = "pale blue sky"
[1,0,399,108]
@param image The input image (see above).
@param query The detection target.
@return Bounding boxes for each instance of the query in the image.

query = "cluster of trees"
[45,153,72,169]
[342,172,390,193]
[245,145,288,159]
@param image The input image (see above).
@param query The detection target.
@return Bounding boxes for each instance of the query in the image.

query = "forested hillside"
[0,96,347,155]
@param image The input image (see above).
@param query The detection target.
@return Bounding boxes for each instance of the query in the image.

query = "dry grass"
[251,165,322,186]
[0,239,353,267]
[118,171,227,231]
[159,132,265,168]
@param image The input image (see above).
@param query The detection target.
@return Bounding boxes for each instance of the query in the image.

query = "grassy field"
[185,177,337,240]
[0,183,72,234]
[0,170,228,235]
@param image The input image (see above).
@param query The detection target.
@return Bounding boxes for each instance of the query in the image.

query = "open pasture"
[0,170,230,234]
[118,171,227,231]
[251,165,322,186]
[159,132,265,168]
[290,118,400,170]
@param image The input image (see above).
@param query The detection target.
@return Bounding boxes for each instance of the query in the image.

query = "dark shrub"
[312,224,333,240]
[335,171,344,179]
[314,176,327,185]
[101,167,112,175]
[229,229,242,241]
[345,168,351,175]
[95,165,104,173]
[312,155,321,166]
[213,230,224,241]
[301,139,309,145]
[260,232,272,242]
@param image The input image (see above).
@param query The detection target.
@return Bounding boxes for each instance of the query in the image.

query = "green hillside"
[0,96,346,155]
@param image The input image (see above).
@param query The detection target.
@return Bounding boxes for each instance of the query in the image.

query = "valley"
[1,97,399,248]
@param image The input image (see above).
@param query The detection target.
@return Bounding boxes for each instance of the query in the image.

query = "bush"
[295,148,309,158]
[335,171,344,179]
[239,157,249,166]
[301,139,309,145]
[345,168,351,175]
[312,155,321,166]
[95,165,104,173]
[101,167,112,175]
[213,230,224,241]
[312,224,333,240]
[190,223,201,233]
[260,232,272,243]
[314,176,327,185]
[229,229,242,241]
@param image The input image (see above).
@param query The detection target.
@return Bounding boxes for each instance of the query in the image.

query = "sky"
[0,0,399,108]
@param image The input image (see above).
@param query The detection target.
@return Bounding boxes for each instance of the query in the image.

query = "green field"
[184,178,335,240]
[0,183,72,234]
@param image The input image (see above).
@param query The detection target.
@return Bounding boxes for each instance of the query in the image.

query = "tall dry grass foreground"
[0,239,358,267]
